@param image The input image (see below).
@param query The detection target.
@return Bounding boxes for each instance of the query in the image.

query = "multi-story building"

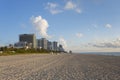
[37,39,42,49]
[47,41,52,51]
[38,38,48,50]
[52,41,58,51]
[19,34,36,48]
[18,34,65,51]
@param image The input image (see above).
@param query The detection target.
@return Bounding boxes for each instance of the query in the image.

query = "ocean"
[80,52,120,56]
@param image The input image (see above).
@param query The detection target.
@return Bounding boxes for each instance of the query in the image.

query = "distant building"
[37,39,42,49]
[14,42,28,48]
[47,41,52,51]
[59,44,64,52]
[40,38,48,50]
[19,34,36,48]
[17,34,65,51]
[9,44,14,48]
[52,41,58,51]
[69,50,72,54]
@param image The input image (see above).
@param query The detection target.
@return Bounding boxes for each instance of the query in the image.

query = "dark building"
[19,34,36,48]
[37,39,42,49]
[59,44,64,52]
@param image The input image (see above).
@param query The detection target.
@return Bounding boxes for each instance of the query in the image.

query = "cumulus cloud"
[89,38,120,48]
[76,33,83,38]
[31,16,51,38]
[64,1,82,13]
[46,2,62,14]
[105,24,112,28]
[59,37,67,49]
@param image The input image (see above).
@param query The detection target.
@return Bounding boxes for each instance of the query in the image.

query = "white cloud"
[76,33,83,38]
[88,38,120,48]
[45,1,82,14]
[59,37,67,49]
[31,16,51,38]
[105,24,112,28]
[46,2,62,14]
[64,1,82,13]
[64,1,76,10]
[50,9,62,15]
[75,8,82,13]
[47,2,57,8]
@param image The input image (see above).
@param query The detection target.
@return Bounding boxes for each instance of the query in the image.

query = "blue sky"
[0,0,120,52]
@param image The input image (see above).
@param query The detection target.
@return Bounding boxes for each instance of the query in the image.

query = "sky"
[0,0,120,52]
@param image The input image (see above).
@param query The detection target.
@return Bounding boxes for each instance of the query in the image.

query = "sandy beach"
[0,54,120,80]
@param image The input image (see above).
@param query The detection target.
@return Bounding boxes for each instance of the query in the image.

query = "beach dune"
[0,54,120,80]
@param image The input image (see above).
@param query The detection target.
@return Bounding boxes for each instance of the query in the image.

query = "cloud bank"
[89,38,120,48]
[31,16,51,38]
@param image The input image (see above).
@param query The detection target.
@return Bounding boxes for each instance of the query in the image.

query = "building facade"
[40,38,48,50]
[52,41,58,51]
[19,34,36,48]
[14,42,28,48]
[37,39,42,49]
[47,41,52,51]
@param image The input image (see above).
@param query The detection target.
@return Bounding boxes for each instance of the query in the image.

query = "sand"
[0,54,120,80]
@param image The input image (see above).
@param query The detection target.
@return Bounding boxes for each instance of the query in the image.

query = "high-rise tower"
[19,34,36,48]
